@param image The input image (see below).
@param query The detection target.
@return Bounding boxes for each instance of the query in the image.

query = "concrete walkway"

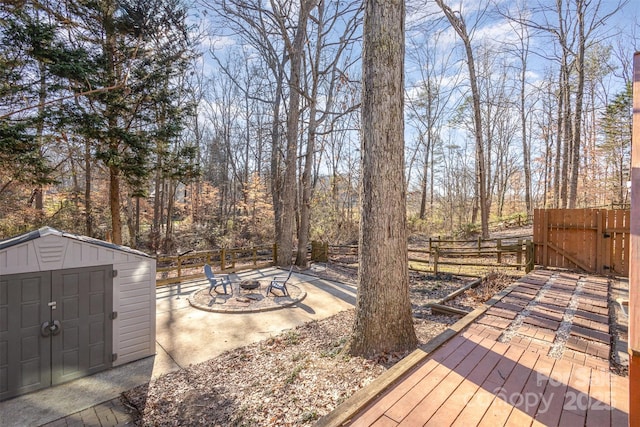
[0,267,356,427]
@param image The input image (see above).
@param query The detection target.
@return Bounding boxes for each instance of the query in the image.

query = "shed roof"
[0,226,153,259]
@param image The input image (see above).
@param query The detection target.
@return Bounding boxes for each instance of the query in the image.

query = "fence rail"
[155,235,534,287]
[156,244,277,286]
[327,235,534,276]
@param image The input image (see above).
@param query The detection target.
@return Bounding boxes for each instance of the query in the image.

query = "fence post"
[177,255,182,280]
[253,247,257,266]
[525,240,534,273]
[433,246,439,274]
[497,239,502,264]
[231,249,237,269]
[273,243,278,265]
[220,248,226,271]
[429,237,432,252]
[477,236,482,253]
[311,241,329,262]
[516,239,523,270]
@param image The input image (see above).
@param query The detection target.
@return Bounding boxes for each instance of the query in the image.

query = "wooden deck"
[322,270,629,426]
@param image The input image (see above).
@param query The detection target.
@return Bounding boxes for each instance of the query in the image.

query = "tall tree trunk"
[520,53,532,217]
[34,62,47,214]
[271,57,286,257]
[109,165,122,244]
[569,0,586,208]
[104,1,122,245]
[152,167,162,250]
[419,132,430,220]
[84,139,92,236]
[164,179,175,253]
[560,88,571,208]
[553,69,563,209]
[349,0,417,357]
[277,0,314,267]
[295,116,317,267]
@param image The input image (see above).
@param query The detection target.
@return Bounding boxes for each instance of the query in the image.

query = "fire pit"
[189,279,306,313]
[239,280,260,291]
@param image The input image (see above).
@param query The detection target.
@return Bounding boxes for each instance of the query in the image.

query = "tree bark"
[109,165,121,244]
[277,0,314,267]
[349,0,417,357]
[271,57,286,262]
[568,0,585,208]
[84,138,92,236]
[104,0,122,245]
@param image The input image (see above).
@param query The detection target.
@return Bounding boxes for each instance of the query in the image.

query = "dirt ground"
[122,262,514,426]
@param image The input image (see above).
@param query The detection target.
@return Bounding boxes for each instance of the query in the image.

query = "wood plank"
[533,358,573,426]
[370,415,399,427]
[349,336,476,427]
[458,350,539,427]
[420,340,510,426]
[621,210,630,275]
[558,364,591,426]
[596,210,603,274]
[511,353,556,420]
[546,241,592,272]
[613,209,626,275]
[585,368,611,427]
[631,50,640,427]
[610,373,629,426]
[542,210,549,267]
[387,337,494,423]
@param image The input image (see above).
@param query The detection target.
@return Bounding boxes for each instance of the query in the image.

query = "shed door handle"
[50,320,61,336]
[40,320,62,337]
[41,321,51,337]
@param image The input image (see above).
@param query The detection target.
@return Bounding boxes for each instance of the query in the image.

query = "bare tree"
[435,0,490,238]
[518,0,625,208]
[406,25,462,222]
[295,0,362,266]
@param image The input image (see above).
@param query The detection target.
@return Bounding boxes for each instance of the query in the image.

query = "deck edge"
[315,277,523,427]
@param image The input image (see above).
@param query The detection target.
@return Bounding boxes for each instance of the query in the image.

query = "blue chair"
[266,266,293,296]
[205,264,232,295]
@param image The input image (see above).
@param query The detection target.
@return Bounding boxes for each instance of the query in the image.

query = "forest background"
[0,0,638,261]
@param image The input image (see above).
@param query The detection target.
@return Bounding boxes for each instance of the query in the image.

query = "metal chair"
[205,264,232,295]
[266,266,293,296]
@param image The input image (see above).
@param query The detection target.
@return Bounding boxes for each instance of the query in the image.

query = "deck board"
[342,272,629,427]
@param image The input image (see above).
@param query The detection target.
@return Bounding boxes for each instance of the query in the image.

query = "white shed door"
[0,265,113,401]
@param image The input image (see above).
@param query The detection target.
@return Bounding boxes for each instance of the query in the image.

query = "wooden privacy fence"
[533,209,630,276]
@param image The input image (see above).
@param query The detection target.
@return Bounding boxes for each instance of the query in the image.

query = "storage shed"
[0,227,156,401]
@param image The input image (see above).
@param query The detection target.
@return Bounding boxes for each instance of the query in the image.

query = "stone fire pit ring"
[188,280,306,314]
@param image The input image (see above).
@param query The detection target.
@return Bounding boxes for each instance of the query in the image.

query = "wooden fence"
[156,244,277,286]
[328,236,534,276]
[533,209,630,276]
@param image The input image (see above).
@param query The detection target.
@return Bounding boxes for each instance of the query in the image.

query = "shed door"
[51,266,113,385]
[0,266,113,401]
[0,272,51,400]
